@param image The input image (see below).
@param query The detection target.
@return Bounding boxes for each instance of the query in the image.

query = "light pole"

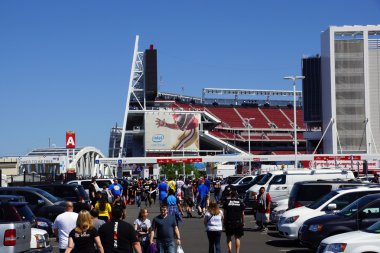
[284,76,305,168]
[243,118,255,175]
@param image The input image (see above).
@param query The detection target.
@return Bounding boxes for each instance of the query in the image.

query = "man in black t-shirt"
[222,185,245,253]
[89,177,97,208]
[99,207,141,253]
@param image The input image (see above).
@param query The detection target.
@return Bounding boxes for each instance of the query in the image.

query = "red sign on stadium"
[66,131,76,149]
[157,158,203,164]
[314,155,361,161]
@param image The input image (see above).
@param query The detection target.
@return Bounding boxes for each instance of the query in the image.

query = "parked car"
[219,175,258,201]
[299,193,380,249]
[0,187,66,221]
[277,186,380,240]
[34,184,90,211]
[271,180,373,223]
[0,195,53,235]
[66,178,114,194]
[318,219,380,253]
[0,200,31,253]
[246,169,355,204]
[6,199,52,252]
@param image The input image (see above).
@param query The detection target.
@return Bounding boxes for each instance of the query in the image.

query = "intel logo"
[152,134,164,142]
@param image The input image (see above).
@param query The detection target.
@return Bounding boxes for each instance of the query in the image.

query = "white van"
[246,169,355,202]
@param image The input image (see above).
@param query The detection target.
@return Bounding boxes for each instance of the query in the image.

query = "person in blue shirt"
[196,178,210,217]
[158,178,169,204]
[108,179,123,200]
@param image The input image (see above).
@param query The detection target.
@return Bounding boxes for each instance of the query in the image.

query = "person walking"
[89,177,98,208]
[196,178,209,217]
[204,201,223,253]
[52,201,79,253]
[223,185,245,253]
[158,178,169,204]
[150,204,181,253]
[90,209,105,231]
[255,186,271,232]
[95,195,112,222]
[99,207,142,253]
[108,179,123,200]
[181,179,194,218]
[65,210,104,253]
[164,189,183,224]
[150,179,158,205]
[213,178,221,203]
[134,208,151,253]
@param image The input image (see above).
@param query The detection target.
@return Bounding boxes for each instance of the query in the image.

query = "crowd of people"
[52,176,270,253]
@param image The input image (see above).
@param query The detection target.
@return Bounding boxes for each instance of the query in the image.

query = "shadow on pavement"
[267,232,284,238]
[266,239,301,248]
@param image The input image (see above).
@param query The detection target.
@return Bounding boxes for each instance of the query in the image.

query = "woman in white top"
[204,201,224,253]
[134,208,151,253]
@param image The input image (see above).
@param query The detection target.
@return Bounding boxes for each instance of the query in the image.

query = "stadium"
[105,25,380,177]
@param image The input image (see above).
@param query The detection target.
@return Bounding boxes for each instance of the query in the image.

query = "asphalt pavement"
[50,200,314,253]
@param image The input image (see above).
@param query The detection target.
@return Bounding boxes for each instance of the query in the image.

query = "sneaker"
[261,227,268,232]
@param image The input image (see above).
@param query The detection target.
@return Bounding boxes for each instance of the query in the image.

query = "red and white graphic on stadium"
[145,112,200,151]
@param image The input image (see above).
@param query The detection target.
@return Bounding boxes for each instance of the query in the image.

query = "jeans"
[214,191,220,203]
[207,231,221,253]
[136,195,141,207]
[157,240,176,253]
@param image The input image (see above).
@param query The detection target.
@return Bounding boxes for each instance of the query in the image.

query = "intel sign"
[152,134,164,142]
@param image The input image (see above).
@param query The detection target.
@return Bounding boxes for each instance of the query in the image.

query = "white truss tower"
[119,35,145,158]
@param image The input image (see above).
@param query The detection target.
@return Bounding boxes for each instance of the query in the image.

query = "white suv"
[277,186,380,240]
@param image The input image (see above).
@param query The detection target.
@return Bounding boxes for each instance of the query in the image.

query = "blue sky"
[1,0,379,156]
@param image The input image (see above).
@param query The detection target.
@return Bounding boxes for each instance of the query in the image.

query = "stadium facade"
[321,25,380,154]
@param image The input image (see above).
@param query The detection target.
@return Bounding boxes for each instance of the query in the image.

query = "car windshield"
[365,220,380,233]
[338,197,369,217]
[308,191,339,210]
[257,173,272,185]
[33,188,62,203]
[221,177,241,185]
[251,175,265,185]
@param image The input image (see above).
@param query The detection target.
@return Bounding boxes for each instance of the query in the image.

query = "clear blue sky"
[1,0,379,156]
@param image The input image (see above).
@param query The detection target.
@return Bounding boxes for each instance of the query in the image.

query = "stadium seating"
[260,108,292,129]
[236,108,270,128]
[206,107,245,128]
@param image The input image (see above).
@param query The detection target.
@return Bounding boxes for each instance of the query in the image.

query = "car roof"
[34,184,83,188]
[293,180,369,185]
[0,186,52,194]
[334,185,380,193]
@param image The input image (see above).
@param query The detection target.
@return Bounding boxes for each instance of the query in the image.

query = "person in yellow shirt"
[168,178,176,193]
[95,195,112,222]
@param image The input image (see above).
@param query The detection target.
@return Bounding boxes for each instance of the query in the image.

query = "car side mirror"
[37,199,45,206]
[327,203,337,210]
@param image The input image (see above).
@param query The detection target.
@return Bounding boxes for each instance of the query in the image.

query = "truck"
[214,164,236,179]
[0,200,31,253]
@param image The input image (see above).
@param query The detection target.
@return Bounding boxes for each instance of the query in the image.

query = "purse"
[177,245,184,253]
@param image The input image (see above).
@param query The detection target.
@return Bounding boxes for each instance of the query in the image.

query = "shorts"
[256,212,270,224]
[184,197,194,207]
[197,196,206,208]
[225,222,244,237]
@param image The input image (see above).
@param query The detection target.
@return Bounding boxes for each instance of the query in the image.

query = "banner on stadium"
[145,112,200,151]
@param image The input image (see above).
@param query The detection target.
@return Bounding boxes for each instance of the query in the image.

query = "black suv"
[33,184,90,211]
[299,193,380,249]
[0,187,65,221]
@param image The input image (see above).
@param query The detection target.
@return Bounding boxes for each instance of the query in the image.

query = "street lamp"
[284,76,305,168]
[243,118,255,175]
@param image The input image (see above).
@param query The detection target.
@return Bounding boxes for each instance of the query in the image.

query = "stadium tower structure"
[321,25,380,154]
[109,36,315,170]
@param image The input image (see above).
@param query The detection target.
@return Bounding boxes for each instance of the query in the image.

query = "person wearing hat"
[196,178,209,217]
[222,185,245,253]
